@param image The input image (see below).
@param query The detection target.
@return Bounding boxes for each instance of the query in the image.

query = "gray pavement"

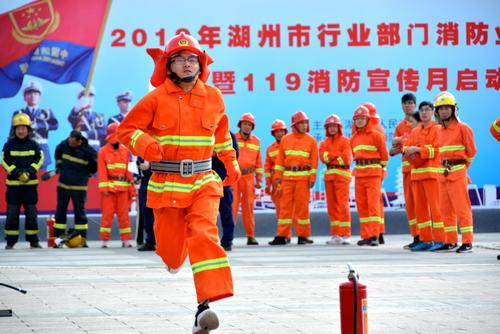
[1,234,500,334]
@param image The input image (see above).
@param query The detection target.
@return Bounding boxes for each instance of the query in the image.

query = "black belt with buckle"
[327,164,349,170]
[150,159,211,177]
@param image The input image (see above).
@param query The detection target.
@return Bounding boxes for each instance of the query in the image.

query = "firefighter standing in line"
[403,101,446,251]
[108,91,133,125]
[98,123,134,248]
[434,92,477,253]
[350,105,389,246]
[117,32,240,333]
[319,114,352,245]
[53,130,98,247]
[264,119,291,243]
[68,87,106,152]
[232,112,262,246]
[269,111,318,245]
[362,102,387,244]
[2,113,43,249]
[12,81,58,170]
[390,93,419,248]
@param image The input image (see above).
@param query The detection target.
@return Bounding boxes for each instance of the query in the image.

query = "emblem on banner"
[9,0,60,44]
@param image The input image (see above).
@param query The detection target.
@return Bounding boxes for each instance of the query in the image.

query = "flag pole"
[83,0,113,97]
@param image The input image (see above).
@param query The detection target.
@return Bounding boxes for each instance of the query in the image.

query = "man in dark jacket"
[2,113,44,249]
[53,130,97,247]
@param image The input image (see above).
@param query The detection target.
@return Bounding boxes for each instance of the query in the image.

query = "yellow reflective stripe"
[131,129,144,149]
[10,150,35,156]
[5,230,20,236]
[100,227,111,233]
[192,257,230,274]
[411,167,442,174]
[106,163,127,169]
[56,159,62,164]
[25,229,38,235]
[310,169,317,174]
[110,180,132,187]
[148,173,221,194]
[424,145,435,159]
[408,219,417,226]
[467,157,474,163]
[246,143,260,151]
[62,153,88,165]
[353,145,377,152]
[329,220,336,226]
[269,150,279,157]
[264,172,271,177]
[337,221,351,227]
[6,179,38,185]
[325,169,351,177]
[439,145,465,152]
[418,221,432,229]
[1,152,16,173]
[283,170,310,177]
[297,219,310,225]
[444,226,457,233]
[336,157,345,165]
[75,224,88,230]
[493,121,500,133]
[433,222,444,228]
[31,151,44,171]
[278,219,293,225]
[58,182,87,191]
[153,134,215,147]
[460,226,473,233]
[323,152,330,163]
[255,168,263,173]
[355,164,382,169]
[381,160,388,166]
[360,216,381,223]
[438,165,466,174]
[54,223,66,229]
[120,227,132,234]
[99,182,111,188]
[275,165,284,171]
[402,161,410,167]
[214,139,233,153]
[285,150,310,157]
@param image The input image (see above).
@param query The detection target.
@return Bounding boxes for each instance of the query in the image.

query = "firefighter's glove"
[222,159,241,186]
[144,141,163,162]
[18,172,30,183]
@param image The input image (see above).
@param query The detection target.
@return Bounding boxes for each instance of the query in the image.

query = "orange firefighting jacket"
[350,124,388,178]
[98,143,134,193]
[405,121,440,181]
[117,78,238,208]
[274,132,318,182]
[319,134,352,181]
[437,119,477,181]
[393,119,413,173]
[264,141,280,186]
[235,131,263,183]
[491,118,500,142]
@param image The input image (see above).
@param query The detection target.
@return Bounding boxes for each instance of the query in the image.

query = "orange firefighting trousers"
[100,191,131,240]
[325,179,351,237]
[153,190,233,303]
[277,179,311,237]
[355,176,381,240]
[232,173,256,237]
[412,179,445,243]
[439,176,474,244]
[403,171,418,237]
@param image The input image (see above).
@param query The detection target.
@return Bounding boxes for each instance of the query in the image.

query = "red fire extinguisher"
[339,264,368,334]
[46,215,55,248]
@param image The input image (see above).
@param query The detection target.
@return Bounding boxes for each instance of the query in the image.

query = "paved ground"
[1,234,500,334]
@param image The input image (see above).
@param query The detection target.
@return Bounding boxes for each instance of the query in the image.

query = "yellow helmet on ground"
[65,234,83,248]
[434,91,457,108]
[12,113,32,127]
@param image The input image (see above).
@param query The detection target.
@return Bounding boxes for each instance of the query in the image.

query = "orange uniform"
[437,119,477,245]
[491,118,500,141]
[232,132,262,238]
[351,126,388,241]
[405,122,445,243]
[97,142,134,241]
[274,132,318,238]
[117,78,238,303]
[264,141,282,217]
[370,119,387,235]
[393,119,417,236]
[319,134,352,237]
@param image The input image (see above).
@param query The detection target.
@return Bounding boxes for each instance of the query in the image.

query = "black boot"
[30,241,42,249]
[297,237,314,245]
[137,242,156,251]
[247,237,259,245]
[268,236,287,245]
[5,242,15,250]
[378,233,385,245]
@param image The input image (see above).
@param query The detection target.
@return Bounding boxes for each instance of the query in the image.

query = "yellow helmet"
[12,113,32,127]
[434,91,457,108]
[64,234,83,248]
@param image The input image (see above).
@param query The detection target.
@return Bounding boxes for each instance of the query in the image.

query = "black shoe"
[378,233,385,245]
[222,244,232,251]
[5,243,15,250]
[430,243,457,252]
[286,238,291,244]
[456,243,472,253]
[497,255,500,260]
[297,237,314,245]
[30,241,42,249]
[137,242,156,251]
[247,237,259,245]
[268,236,287,245]
[357,238,371,246]
[404,236,420,249]
[193,301,219,333]
[370,236,379,246]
